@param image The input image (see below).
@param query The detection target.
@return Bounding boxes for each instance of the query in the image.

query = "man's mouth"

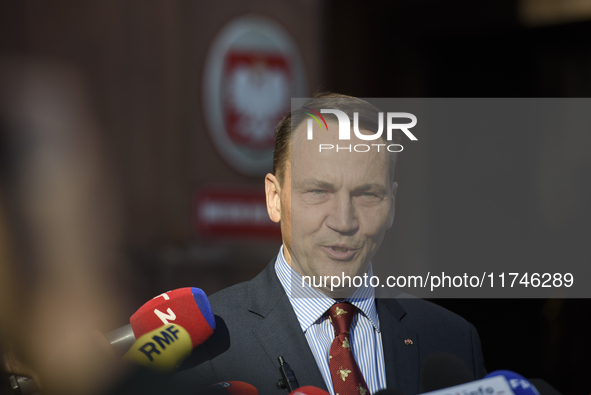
[332,246,349,253]
[322,245,359,260]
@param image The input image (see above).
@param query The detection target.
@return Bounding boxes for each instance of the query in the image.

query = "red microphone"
[288,386,330,395]
[10,289,216,395]
[130,287,215,348]
[203,381,259,394]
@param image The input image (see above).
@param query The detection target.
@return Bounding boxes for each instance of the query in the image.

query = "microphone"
[275,357,299,392]
[122,324,192,372]
[420,352,475,392]
[485,371,540,395]
[130,287,215,349]
[203,381,259,394]
[287,386,329,395]
[7,287,215,394]
[106,287,215,356]
[421,369,553,395]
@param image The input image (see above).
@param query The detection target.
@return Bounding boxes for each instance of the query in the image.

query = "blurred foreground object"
[0,58,125,395]
[519,0,591,26]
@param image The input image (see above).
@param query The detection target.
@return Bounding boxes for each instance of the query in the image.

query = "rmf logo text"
[304,107,417,153]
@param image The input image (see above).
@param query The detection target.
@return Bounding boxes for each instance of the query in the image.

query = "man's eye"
[311,190,325,195]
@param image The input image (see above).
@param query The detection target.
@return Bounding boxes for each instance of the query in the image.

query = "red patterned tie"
[328,302,370,395]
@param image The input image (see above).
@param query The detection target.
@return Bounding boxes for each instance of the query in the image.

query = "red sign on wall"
[194,186,281,240]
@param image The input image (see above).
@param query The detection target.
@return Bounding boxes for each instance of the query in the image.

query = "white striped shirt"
[274,246,387,395]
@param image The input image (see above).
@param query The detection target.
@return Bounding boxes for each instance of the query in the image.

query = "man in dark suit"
[175,94,486,394]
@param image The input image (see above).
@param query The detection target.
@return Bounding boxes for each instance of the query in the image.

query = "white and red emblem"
[203,15,306,176]
[224,51,290,149]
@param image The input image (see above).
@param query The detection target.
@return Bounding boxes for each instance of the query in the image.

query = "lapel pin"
[404,338,413,345]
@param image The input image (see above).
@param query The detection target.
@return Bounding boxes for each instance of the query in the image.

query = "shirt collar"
[274,245,380,333]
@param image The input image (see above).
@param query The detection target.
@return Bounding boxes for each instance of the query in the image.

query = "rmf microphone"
[485,370,540,395]
[106,287,216,355]
[420,352,475,392]
[122,323,192,372]
[203,381,259,394]
[287,386,329,395]
[8,288,215,394]
[130,287,215,349]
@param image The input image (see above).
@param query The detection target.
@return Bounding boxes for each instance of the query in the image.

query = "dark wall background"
[1,0,589,393]
[323,1,591,393]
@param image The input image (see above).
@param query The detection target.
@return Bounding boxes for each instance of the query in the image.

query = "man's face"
[265,120,397,297]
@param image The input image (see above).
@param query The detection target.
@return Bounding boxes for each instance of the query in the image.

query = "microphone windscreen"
[528,379,562,395]
[420,352,475,392]
[287,386,330,395]
[130,287,215,348]
[485,371,540,395]
[203,381,259,394]
[123,324,192,372]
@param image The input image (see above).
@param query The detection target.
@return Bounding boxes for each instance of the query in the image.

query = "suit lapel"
[246,262,422,393]
[378,298,420,395]
[248,260,327,391]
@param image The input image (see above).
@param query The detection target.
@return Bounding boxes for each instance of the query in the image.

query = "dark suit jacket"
[174,259,486,394]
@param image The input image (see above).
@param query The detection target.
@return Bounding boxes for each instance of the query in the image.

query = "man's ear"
[386,181,398,229]
[265,173,282,223]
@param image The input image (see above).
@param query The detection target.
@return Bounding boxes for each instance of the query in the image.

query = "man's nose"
[325,194,359,234]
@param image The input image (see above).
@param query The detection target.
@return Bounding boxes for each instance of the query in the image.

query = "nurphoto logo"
[304,108,418,153]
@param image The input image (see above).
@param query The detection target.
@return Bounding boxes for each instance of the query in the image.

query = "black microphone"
[275,356,299,392]
[420,352,475,392]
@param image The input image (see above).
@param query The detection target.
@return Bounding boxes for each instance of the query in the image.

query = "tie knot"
[328,302,356,335]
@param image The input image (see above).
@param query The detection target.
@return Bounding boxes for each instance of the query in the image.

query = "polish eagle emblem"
[224,52,291,150]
